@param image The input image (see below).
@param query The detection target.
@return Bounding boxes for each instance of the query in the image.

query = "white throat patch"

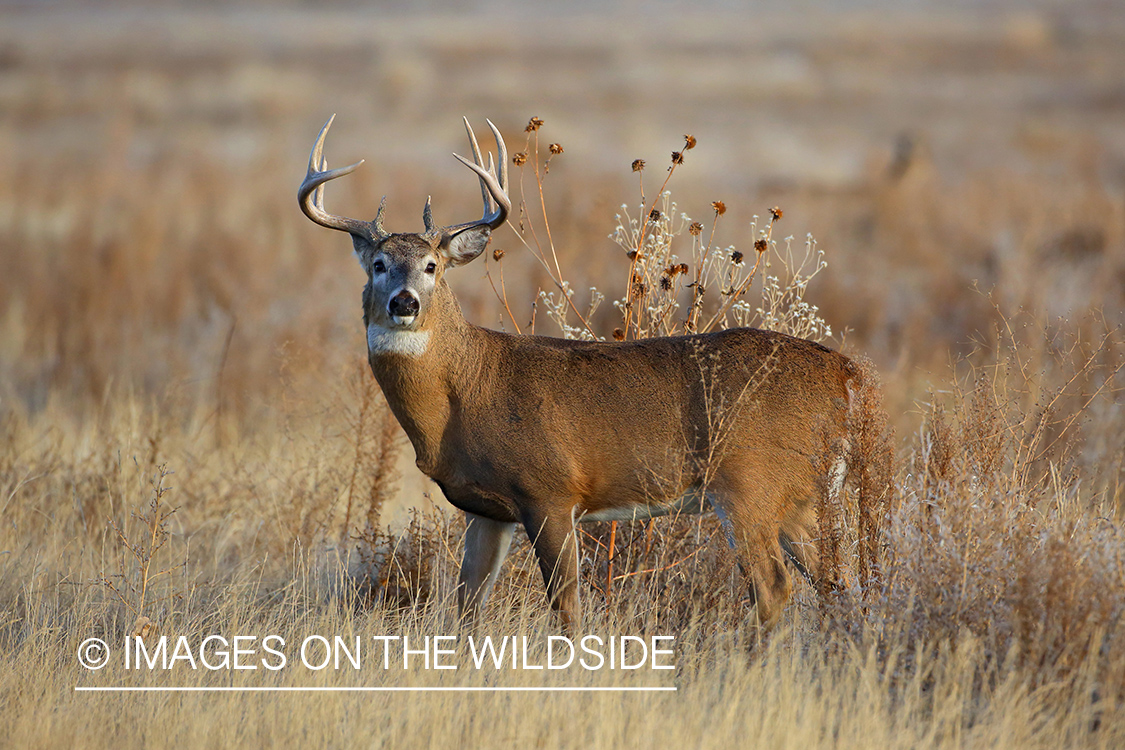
[367,323,431,358]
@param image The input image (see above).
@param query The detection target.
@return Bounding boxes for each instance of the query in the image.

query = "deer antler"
[298,115,389,240]
[437,117,510,236]
[300,115,507,240]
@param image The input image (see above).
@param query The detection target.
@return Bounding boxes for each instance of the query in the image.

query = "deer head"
[297,115,509,335]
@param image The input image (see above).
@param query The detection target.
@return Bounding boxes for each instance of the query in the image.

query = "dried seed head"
[671,151,685,165]
[632,281,648,298]
[684,134,697,150]
[660,276,672,291]
[613,328,626,341]
[513,152,528,167]
[548,143,564,155]
[731,250,744,265]
[769,206,783,220]
[677,262,689,275]
[526,117,544,132]
[754,238,768,253]
[627,249,641,261]
[712,200,726,216]
[689,221,703,236]
[492,247,505,262]
[649,208,662,221]
[632,159,646,172]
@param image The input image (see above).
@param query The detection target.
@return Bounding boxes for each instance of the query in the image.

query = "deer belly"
[577,490,710,523]
[434,479,522,524]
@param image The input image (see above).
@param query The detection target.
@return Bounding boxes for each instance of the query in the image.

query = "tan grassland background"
[1,0,1124,747]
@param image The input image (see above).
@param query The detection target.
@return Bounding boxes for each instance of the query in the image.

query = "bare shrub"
[340,361,404,546]
[850,357,896,589]
[815,355,895,600]
[355,507,459,612]
[96,463,186,632]
[822,310,1125,701]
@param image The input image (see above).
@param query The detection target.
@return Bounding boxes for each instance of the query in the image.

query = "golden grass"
[2,3,1125,747]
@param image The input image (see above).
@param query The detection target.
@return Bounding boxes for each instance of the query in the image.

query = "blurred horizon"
[4,0,1124,183]
[1,0,1122,421]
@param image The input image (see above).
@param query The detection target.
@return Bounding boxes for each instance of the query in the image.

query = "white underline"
[75,686,676,693]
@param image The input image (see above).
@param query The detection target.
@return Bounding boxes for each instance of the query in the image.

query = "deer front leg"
[458,513,517,624]
[523,506,582,633]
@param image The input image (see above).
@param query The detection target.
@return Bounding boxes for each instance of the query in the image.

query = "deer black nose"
[389,290,420,318]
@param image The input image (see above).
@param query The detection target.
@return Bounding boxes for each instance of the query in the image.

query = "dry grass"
[2,2,1125,747]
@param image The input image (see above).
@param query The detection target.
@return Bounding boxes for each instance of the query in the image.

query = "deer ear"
[440,226,491,267]
[351,235,375,271]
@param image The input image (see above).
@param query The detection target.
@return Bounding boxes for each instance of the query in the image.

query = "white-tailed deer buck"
[298,116,858,630]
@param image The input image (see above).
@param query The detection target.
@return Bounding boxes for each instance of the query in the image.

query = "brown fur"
[367,271,856,630]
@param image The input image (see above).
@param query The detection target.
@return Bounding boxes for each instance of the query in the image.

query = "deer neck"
[365,280,484,474]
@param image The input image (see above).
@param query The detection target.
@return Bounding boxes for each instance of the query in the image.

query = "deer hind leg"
[522,506,581,633]
[709,480,793,630]
[780,446,847,588]
[458,513,517,624]
[779,501,821,585]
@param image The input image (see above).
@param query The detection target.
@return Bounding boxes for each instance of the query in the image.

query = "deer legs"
[457,506,581,632]
[458,513,516,623]
[458,477,819,633]
[709,472,810,631]
[523,507,582,633]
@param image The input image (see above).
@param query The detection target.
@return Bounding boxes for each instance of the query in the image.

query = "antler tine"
[485,153,496,214]
[297,115,378,239]
[487,118,509,197]
[449,117,510,232]
[462,116,492,217]
[476,119,508,211]
[374,196,388,237]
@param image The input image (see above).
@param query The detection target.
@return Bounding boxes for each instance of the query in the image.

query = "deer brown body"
[299,116,857,629]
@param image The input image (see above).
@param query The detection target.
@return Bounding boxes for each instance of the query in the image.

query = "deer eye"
[372,260,386,274]
[424,261,437,274]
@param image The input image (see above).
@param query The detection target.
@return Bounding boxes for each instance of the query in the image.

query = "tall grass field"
[1,2,1123,747]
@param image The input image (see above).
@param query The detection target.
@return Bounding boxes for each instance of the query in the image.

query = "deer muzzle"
[389,290,420,323]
